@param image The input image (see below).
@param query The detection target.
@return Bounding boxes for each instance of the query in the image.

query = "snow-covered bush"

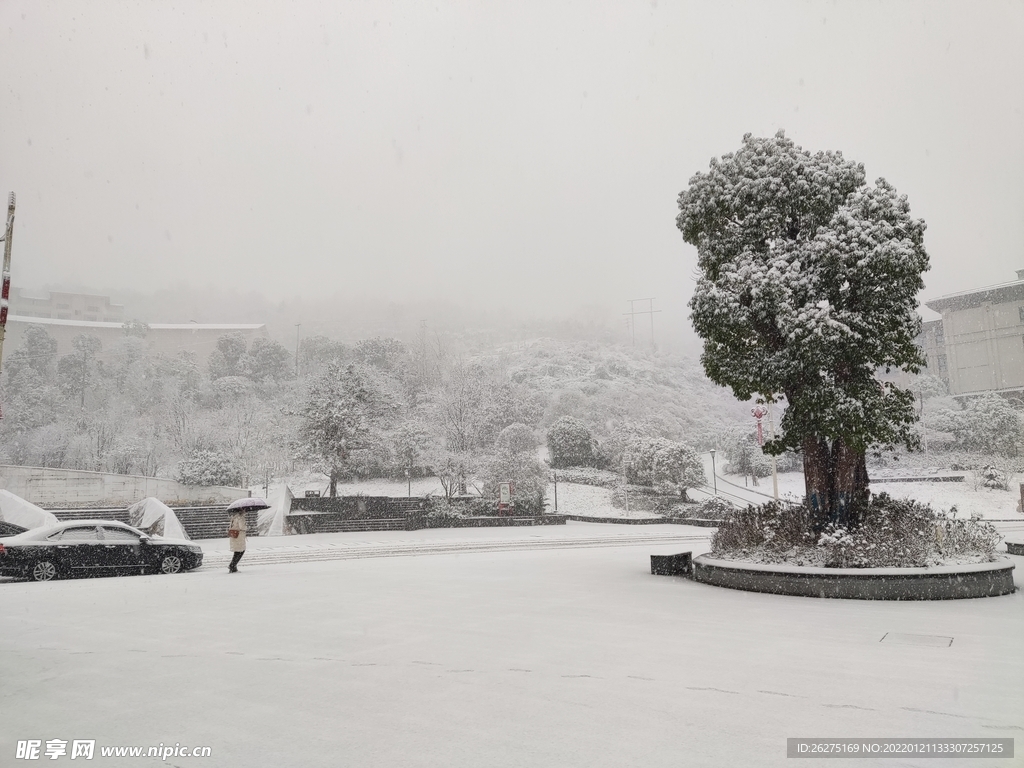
[711,494,1000,567]
[980,465,1009,490]
[425,497,471,524]
[546,417,600,468]
[176,451,242,487]
[480,450,548,515]
[931,392,1024,458]
[711,501,817,554]
[494,423,537,456]
[550,467,622,488]
[622,437,705,499]
[684,496,734,520]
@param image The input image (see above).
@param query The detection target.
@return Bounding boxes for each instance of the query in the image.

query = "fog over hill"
[24,281,703,357]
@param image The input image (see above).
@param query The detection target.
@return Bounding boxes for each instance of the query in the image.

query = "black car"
[0,520,204,581]
[0,520,28,537]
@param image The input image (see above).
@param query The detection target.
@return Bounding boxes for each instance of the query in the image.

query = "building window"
[87,305,99,312]
[1019,306,1024,324]
[938,354,947,373]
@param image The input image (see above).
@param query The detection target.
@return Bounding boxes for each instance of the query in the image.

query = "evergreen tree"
[295,363,395,496]
[677,132,928,528]
[546,416,599,468]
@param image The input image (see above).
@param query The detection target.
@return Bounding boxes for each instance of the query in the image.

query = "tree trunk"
[833,439,869,528]
[802,435,833,530]
[802,435,870,530]
[329,469,338,498]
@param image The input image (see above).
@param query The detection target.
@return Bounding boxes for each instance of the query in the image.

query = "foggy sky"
[2,1,1022,338]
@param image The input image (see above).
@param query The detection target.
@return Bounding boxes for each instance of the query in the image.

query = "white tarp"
[127,497,190,540]
[0,489,59,530]
[258,485,293,536]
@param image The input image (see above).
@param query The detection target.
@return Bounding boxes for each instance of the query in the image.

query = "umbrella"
[226,497,271,512]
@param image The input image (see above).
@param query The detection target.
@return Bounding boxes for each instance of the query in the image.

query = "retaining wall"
[692,555,1016,600]
[0,465,249,507]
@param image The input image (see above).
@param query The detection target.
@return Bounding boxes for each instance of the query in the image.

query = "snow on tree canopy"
[676,131,929,528]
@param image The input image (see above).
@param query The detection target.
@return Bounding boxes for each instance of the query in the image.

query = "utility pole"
[0,192,16,391]
[624,298,661,350]
[419,319,428,380]
[80,347,88,408]
[294,323,301,377]
[766,400,779,501]
[919,390,928,462]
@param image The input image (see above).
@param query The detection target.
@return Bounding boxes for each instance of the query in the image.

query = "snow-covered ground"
[266,471,664,519]
[266,470,449,500]
[2,523,1021,766]
[692,451,1023,521]
[544,481,662,519]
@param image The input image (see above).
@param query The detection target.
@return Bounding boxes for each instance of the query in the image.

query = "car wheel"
[32,560,59,582]
[159,554,183,575]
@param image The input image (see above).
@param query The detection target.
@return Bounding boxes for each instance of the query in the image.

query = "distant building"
[10,289,125,323]
[4,290,270,366]
[923,270,1024,397]
[917,318,946,384]
[4,316,268,367]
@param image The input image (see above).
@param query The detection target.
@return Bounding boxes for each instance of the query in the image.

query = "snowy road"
[2,522,1021,767]
[199,529,712,569]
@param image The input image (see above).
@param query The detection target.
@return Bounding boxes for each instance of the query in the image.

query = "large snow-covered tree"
[677,132,929,528]
[295,362,396,496]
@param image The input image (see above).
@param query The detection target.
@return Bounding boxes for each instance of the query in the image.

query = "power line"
[624,298,661,349]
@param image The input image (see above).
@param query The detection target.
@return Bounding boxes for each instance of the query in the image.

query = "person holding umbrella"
[226,497,269,573]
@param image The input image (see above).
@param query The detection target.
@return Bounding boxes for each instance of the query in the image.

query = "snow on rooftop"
[925,275,1024,310]
[7,315,265,331]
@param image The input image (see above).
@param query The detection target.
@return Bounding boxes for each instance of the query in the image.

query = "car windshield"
[100,527,140,542]
[54,527,100,541]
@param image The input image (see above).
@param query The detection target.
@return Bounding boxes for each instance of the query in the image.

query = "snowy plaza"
[2,522,1021,767]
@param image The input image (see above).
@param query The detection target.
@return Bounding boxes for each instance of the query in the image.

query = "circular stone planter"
[692,555,1016,600]
[1006,539,1024,556]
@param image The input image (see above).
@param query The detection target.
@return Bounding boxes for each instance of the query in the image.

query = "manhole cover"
[880,633,953,647]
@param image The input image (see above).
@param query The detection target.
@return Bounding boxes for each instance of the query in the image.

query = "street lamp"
[709,449,718,497]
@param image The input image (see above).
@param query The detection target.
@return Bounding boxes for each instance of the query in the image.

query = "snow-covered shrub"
[981,466,1009,490]
[622,437,705,498]
[546,417,600,468]
[422,497,473,527]
[931,392,1024,458]
[494,423,537,456]
[711,501,817,554]
[176,451,242,487]
[480,449,548,515]
[550,467,622,488]
[683,496,734,520]
[750,453,773,478]
[712,494,1000,567]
